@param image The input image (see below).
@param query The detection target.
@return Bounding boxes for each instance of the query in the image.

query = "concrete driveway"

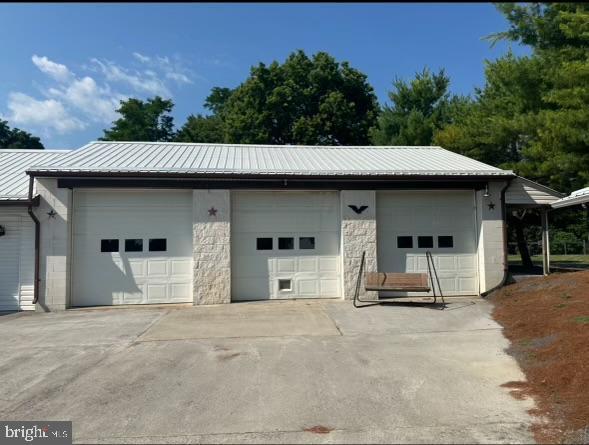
[0,299,534,444]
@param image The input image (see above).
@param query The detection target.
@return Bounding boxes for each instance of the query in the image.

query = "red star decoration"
[208,207,218,216]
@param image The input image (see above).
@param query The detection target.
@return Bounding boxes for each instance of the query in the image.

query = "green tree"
[435,3,589,266]
[0,120,44,149]
[434,53,545,167]
[371,68,470,146]
[219,50,379,145]
[436,4,589,193]
[101,96,175,142]
[175,115,224,143]
[174,88,233,143]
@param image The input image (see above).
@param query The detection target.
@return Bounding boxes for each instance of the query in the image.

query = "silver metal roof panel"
[27,142,514,178]
[0,149,70,200]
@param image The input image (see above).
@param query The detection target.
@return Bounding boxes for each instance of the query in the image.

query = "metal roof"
[27,141,514,178]
[0,149,70,201]
[551,187,589,209]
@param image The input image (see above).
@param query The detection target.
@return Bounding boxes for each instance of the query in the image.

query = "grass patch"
[574,316,589,325]
[508,254,589,267]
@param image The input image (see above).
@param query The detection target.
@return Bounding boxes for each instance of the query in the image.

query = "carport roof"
[26,141,515,179]
[0,149,70,201]
[552,187,589,209]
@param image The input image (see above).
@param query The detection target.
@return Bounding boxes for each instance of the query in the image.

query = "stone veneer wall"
[36,178,71,311]
[341,190,378,300]
[193,189,231,305]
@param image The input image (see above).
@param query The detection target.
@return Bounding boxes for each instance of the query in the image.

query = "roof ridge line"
[88,141,444,150]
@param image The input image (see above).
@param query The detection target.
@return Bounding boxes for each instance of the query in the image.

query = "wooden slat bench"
[365,272,430,292]
[354,251,445,308]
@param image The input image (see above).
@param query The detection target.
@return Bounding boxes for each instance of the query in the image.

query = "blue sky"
[0,3,529,149]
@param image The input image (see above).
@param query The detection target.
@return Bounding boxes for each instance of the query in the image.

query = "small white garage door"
[72,190,193,306]
[0,216,22,311]
[376,190,479,296]
[0,214,34,311]
[232,191,341,301]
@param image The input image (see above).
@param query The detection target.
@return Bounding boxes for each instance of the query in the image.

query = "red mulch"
[489,271,589,444]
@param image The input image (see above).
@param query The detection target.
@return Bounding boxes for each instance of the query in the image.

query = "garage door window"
[397,236,413,248]
[438,236,454,248]
[417,236,434,248]
[125,239,143,252]
[149,238,167,252]
[278,237,294,250]
[101,239,119,252]
[299,237,315,250]
[256,238,273,250]
[278,279,292,291]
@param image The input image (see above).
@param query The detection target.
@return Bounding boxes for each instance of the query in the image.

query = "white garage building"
[0,149,68,311]
[13,142,562,310]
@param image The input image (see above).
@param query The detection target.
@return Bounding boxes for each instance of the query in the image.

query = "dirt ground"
[489,271,589,444]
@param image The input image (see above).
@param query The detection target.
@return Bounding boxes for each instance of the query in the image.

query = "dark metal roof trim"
[32,169,515,181]
[57,177,493,191]
[0,195,40,207]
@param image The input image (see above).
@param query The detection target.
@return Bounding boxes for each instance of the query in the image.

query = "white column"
[36,178,71,311]
[541,209,550,275]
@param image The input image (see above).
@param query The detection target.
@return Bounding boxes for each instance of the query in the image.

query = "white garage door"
[376,190,479,296]
[0,216,22,311]
[72,190,193,306]
[232,191,341,301]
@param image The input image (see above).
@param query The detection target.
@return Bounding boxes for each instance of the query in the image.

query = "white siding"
[477,181,509,293]
[505,177,562,206]
[19,217,35,310]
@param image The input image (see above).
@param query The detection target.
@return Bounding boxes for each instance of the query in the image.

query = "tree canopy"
[218,50,379,145]
[435,2,589,194]
[0,120,44,150]
[370,68,470,146]
[101,96,175,142]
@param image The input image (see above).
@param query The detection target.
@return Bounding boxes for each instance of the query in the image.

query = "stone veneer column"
[193,190,231,305]
[36,178,71,311]
[341,190,378,300]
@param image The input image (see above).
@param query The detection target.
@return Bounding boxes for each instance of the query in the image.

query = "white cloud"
[3,92,84,134]
[132,52,151,63]
[48,76,123,123]
[166,71,192,84]
[31,55,71,82]
[91,58,172,97]
[2,52,195,139]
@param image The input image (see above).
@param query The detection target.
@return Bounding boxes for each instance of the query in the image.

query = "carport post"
[541,209,550,275]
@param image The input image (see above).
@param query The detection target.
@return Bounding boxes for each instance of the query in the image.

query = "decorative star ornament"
[47,209,57,218]
[208,207,218,216]
[488,202,496,210]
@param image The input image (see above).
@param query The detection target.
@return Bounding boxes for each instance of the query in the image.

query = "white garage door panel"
[0,217,21,311]
[232,191,341,301]
[377,191,478,296]
[73,190,193,306]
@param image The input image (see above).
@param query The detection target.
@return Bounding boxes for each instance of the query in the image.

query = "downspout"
[481,177,514,297]
[26,174,41,305]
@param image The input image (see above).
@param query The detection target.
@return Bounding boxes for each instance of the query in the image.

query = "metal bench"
[353,251,444,308]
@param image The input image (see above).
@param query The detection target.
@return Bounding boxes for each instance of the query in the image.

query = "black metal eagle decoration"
[348,205,368,214]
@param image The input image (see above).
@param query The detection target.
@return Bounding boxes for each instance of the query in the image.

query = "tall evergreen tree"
[371,68,470,146]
